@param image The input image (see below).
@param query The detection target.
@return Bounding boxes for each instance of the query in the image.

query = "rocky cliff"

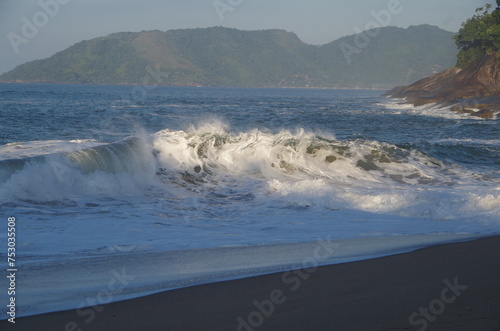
[385,54,500,119]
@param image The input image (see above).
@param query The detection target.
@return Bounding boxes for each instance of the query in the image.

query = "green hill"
[0,25,458,88]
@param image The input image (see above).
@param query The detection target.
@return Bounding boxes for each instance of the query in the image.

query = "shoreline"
[3,235,499,330]
[0,81,388,91]
[384,94,500,119]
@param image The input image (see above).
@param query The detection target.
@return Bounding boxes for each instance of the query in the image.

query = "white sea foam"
[2,125,497,222]
[0,137,157,201]
[1,126,499,319]
[0,139,104,161]
[379,99,483,120]
[152,124,445,184]
[147,125,500,223]
[429,138,500,146]
[376,101,415,110]
[0,125,498,258]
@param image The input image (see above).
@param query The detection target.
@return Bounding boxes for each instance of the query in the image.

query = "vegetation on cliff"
[454,1,500,68]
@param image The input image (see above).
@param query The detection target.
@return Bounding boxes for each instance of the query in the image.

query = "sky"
[0,0,496,74]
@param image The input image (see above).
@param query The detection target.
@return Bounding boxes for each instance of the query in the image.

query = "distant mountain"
[0,25,458,88]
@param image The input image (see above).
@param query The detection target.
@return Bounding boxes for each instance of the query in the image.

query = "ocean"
[1,83,499,318]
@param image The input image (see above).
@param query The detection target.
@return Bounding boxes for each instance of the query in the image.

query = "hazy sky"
[0,0,495,74]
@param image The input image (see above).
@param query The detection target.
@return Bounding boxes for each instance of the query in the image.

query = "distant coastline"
[0,80,387,91]
[0,25,456,89]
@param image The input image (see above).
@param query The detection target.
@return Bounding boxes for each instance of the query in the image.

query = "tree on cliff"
[454,3,500,68]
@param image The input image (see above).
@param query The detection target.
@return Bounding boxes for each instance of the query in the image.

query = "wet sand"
[2,236,500,331]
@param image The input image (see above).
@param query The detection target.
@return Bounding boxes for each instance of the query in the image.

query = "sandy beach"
[2,236,499,331]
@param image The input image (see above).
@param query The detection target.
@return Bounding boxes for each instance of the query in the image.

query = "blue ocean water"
[0,83,499,317]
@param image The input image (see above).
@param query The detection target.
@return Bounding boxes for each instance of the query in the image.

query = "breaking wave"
[152,124,461,186]
[0,123,498,222]
[0,136,156,201]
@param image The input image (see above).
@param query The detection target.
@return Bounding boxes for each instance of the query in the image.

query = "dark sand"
[2,236,500,331]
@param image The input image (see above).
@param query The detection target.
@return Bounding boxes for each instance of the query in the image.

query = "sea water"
[0,83,499,317]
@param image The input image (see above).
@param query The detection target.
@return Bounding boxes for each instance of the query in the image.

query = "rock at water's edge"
[384,54,500,119]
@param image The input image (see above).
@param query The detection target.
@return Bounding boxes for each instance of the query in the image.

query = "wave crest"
[152,127,451,187]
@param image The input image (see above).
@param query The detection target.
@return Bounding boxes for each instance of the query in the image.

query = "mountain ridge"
[0,25,458,88]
